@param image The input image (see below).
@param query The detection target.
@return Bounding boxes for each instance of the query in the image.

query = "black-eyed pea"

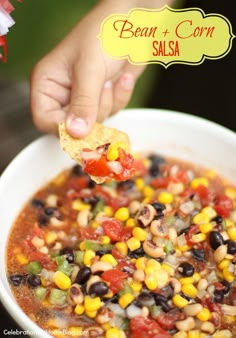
[214,244,227,263]
[129,200,141,215]
[143,239,164,258]
[201,321,215,334]
[77,209,91,227]
[183,303,203,317]
[175,317,196,331]
[197,278,208,291]
[169,278,181,293]
[133,269,145,282]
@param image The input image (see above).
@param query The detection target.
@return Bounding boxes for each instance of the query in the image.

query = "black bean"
[9,274,26,286]
[31,199,44,209]
[104,294,118,303]
[37,214,49,227]
[221,280,231,294]
[75,266,91,284]
[148,154,166,166]
[148,154,165,177]
[117,179,135,191]
[178,262,195,277]
[44,207,57,216]
[212,215,223,224]
[160,284,174,299]
[224,239,236,255]
[209,231,224,250]
[96,249,112,257]
[149,165,160,177]
[88,179,96,189]
[191,248,206,261]
[152,293,168,305]
[179,292,192,301]
[60,247,75,263]
[82,196,99,207]
[88,281,109,297]
[178,227,190,236]
[27,275,41,287]
[151,202,166,213]
[72,164,84,176]
[214,289,224,303]
[160,301,171,313]
[128,246,145,258]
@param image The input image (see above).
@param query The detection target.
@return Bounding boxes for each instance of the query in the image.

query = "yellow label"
[98,6,235,67]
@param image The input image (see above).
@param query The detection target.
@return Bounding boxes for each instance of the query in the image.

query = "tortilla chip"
[58,122,131,184]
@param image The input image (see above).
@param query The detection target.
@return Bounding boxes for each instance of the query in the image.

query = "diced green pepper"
[163,215,176,226]
[49,288,67,305]
[55,256,73,276]
[118,282,133,296]
[74,250,84,264]
[93,199,104,216]
[84,240,113,252]
[164,239,174,254]
[34,286,47,301]
[150,305,161,319]
[26,261,42,275]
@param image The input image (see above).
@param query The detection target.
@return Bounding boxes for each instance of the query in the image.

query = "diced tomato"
[195,185,213,206]
[130,316,171,338]
[67,176,88,191]
[151,177,170,189]
[176,169,189,184]
[112,247,126,260]
[120,226,133,241]
[101,268,128,293]
[84,155,111,177]
[118,148,134,170]
[28,251,57,271]
[109,196,129,211]
[101,218,123,242]
[133,158,148,176]
[79,228,98,240]
[155,313,176,330]
[214,194,234,218]
[117,260,135,275]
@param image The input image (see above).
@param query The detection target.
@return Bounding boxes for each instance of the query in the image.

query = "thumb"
[66,58,105,138]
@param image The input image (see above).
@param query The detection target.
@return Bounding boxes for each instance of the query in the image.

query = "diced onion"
[107,161,123,174]
[177,233,187,247]
[126,304,142,318]
[107,303,126,317]
[80,150,101,161]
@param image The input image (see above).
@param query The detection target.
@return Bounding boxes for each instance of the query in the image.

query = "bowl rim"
[0,107,236,337]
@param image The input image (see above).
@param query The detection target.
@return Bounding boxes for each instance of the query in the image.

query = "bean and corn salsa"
[7,153,236,338]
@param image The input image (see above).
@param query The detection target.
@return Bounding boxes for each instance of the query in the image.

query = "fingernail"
[66,115,88,137]
[104,80,112,89]
[121,73,135,90]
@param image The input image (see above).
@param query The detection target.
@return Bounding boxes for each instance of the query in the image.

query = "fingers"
[66,56,105,138]
[112,73,135,114]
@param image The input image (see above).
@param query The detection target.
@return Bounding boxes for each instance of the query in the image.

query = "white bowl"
[1,108,236,337]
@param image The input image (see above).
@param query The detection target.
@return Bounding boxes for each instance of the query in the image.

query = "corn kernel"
[126,218,137,227]
[16,254,29,265]
[127,237,141,251]
[118,293,135,308]
[132,227,147,241]
[179,277,195,284]
[158,191,173,204]
[192,272,201,283]
[53,271,71,290]
[83,250,96,266]
[178,244,191,252]
[84,295,101,311]
[100,235,111,244]
[161,263,175,276]
[193,213,209,225]
[45,231,58,244]
[68,327,83,336]
[156,269,169,288]
[144,274,159,290]
[147,259,161,270]
[85,310,97,318]
[172,294,189,308]
[115,207,130,221]
[115,242,128,256]
[173,332,188,338]
[227,226,236,240]
[106,327,122,338]
[199,223,214,234]
[135,178,145,191]
[91,220,99,229]
[72,199,91,211]
[101,254,117,266]
[225,219,234,228]
[79,241,86,251]
[212,330,233,338]
[196,308,211,322]
[225,187,236,199]
[223,315,235,324]
[130,280,143,292]
[135,257,147,270]
[218,259,230,270]
[143,186,155,199]
[104,206,113,217]
[74,304,85,315]
[192,233,207,243]
[190,177,209,189]
[222,268,234,283]
[188,330,200,338]
[107,142,126,161]
[181,284,198,298]
[201,206,217,220]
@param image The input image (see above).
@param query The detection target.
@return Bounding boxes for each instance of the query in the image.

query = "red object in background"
[0,0,23,62]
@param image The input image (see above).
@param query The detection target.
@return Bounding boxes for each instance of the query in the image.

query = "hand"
[30,1,146,138]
